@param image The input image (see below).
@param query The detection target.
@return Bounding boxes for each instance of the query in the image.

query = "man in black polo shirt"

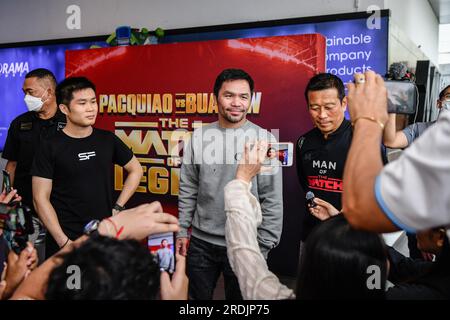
[296,73,387,242]
[296,73,350,242]
[2,68,66,243]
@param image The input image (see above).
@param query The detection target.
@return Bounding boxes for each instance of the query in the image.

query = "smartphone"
[265,142,294,166]
[385,80,418,114]
[2,170,12,193]
[148,231,176,273]
[0,202,34,254]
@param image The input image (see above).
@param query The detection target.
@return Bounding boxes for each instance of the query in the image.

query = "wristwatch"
[84,219,101,236]
[113,203,125,211]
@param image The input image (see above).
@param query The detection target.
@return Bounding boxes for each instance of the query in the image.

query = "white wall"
[388,21,428,71]
[385,0,440,66]
[0,0,439,66]
[0,0,384,43]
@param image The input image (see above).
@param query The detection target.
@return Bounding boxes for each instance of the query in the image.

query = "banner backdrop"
[66,34,326,275]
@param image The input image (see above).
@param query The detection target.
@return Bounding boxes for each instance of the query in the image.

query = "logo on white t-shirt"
[78,151,96,161]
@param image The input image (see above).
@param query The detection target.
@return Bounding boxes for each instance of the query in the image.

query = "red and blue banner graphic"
[66,33,326,274]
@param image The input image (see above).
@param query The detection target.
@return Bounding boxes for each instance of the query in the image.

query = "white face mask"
[442,100,450,111]
[24,89,48,112]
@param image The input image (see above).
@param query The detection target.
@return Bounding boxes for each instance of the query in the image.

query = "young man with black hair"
[10,201,186,300]
[31,77,143,258]
[2,68,66,243]
[177,68,283,300]
[46,236,161,300]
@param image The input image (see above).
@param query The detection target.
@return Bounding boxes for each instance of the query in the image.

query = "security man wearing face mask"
[2,68,66,243]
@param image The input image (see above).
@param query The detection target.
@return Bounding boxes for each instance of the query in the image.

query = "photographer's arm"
[32,177,70,247]
[10,237,87,300]
[342,72,398,232]
[383,114,408,149]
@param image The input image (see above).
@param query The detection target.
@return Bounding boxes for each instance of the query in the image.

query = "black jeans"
[187,236,243,300]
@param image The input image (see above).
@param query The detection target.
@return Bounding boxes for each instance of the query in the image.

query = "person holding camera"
[342,71,450,237]
[383,85,450,149]
[1,189,38,300]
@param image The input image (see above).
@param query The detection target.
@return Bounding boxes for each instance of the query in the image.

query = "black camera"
[0,202,34,254]
[305,191,317,208]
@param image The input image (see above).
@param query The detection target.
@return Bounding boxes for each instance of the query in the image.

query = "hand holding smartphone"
[0,202,34,254]
[264,142,294,167]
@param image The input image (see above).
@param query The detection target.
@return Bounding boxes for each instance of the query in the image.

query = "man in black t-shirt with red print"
[296,73,387,242]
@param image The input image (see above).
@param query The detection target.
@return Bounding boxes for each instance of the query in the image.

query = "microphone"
[305,191,317,208]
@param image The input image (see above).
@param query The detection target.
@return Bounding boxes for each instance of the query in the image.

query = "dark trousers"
[187,236,243,300]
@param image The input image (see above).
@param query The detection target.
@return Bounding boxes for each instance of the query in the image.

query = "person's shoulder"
[93,128,112,134]
[202,121,218,129]
[406,121,427,130]
[45,129,65,143]
[245,120,268,133]
[191,121,218,133]
[303,127,318,138]
[298,127,320,143]
[52,110,67,123]
[422,121,436,129]
[93,128,116,139]
[37,130,63,153]
[245,120,277,139]
[190,121,218,139]
[10,111,34,125]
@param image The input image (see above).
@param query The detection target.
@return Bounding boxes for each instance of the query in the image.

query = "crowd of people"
[0,65,449,300]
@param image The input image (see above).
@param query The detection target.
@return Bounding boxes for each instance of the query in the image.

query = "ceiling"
[429,0,450,24]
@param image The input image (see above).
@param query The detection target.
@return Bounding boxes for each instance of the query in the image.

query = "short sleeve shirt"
[2,111,66,208]
[402,121,435,146]
[31,128,133,238]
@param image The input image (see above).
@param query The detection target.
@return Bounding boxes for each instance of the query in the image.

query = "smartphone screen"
[385,80,418,114]
[148,231,176,273]
[264,142,294,166]
[2,170,11,193]
[0,203,32,254]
